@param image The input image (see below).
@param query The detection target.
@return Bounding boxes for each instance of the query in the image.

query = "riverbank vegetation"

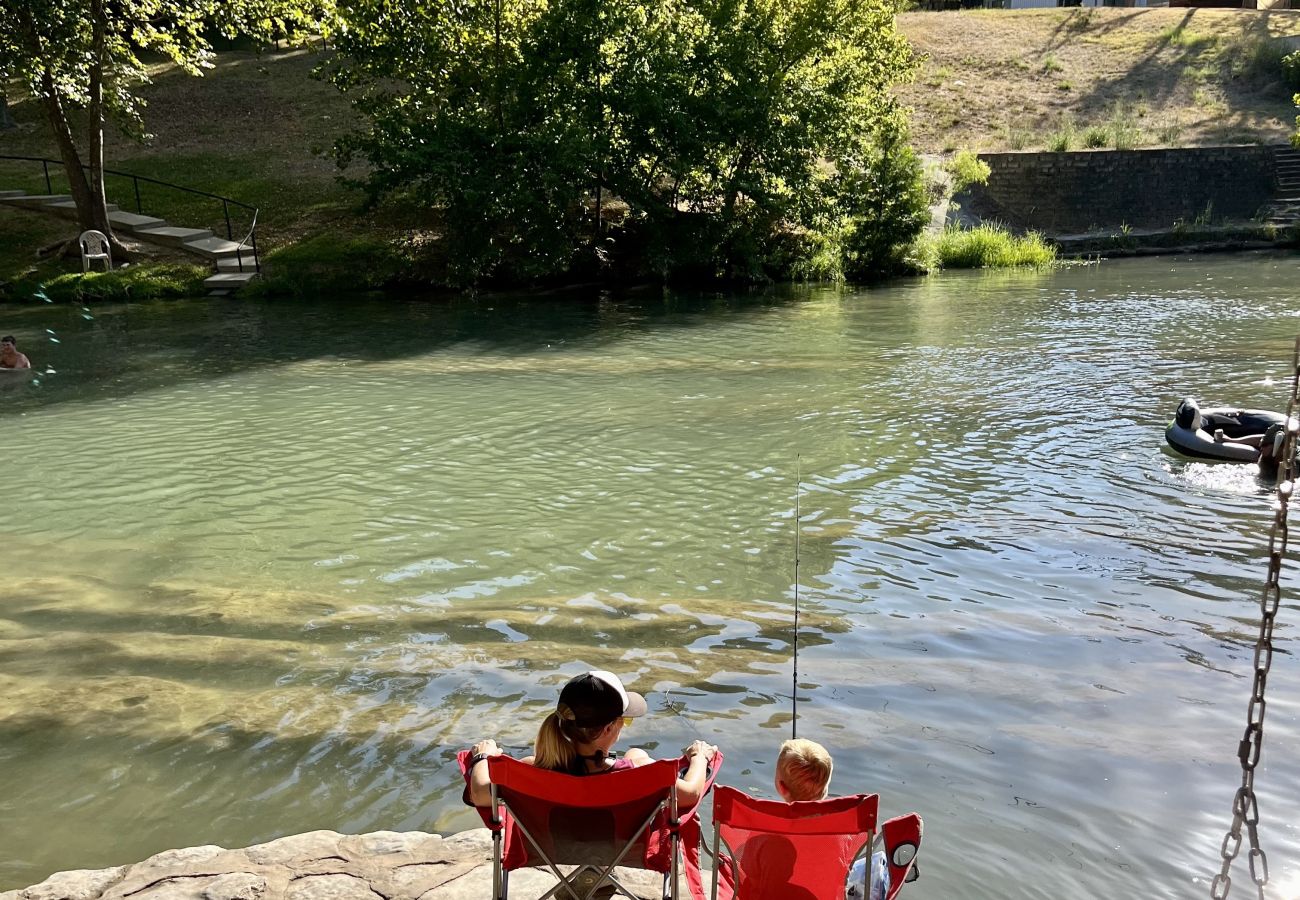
[918,224,1056,271]
[324,0,927,286]
[2,7,1299,297]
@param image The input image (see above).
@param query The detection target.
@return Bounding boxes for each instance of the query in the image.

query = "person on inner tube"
[1258,423,1286,480]
[1176,398,1268,448]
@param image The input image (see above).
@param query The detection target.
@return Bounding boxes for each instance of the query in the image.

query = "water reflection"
[2,253,1300,898]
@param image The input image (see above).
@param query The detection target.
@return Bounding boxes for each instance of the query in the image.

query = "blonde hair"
[776,739,833,801]
[533,712,610,774]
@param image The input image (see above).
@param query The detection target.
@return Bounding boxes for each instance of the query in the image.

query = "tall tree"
[327,0,925,284]
[0,0,327,253]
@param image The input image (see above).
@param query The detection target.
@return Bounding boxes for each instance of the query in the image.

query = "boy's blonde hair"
[776,738,833,801]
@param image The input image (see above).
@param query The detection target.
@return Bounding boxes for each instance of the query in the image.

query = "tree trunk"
[0,96,15,130]
[19,0,96,236]
[85,0,118,248]
[38,72,96,229]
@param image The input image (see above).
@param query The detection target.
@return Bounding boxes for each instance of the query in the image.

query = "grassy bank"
[898,8,1300,153]
[1,8,1297,295]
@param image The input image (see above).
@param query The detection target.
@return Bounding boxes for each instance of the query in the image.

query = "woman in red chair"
[466,669,718,807]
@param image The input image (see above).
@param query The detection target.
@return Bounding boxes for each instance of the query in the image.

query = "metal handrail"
[0,153,259,271]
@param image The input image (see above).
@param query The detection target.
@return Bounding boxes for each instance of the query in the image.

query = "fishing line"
[792,455,801,740]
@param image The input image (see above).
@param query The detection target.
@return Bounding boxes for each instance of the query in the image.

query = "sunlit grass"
[915,224,1057,271]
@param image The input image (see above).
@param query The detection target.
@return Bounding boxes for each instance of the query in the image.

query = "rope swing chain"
[1210,337,1300,900]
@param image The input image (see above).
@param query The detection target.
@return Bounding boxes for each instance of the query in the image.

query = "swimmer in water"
[0,335,30,370]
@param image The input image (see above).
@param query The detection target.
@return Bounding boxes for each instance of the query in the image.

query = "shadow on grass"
[1056,9,1299,130]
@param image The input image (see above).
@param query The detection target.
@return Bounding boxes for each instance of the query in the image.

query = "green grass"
[2,262,206,303]
[245,233,416,297]
[1047,116,1077,151]
[1159,25,1218,51]
[917,224,1057,270]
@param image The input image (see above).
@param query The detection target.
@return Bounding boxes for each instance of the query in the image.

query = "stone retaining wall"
[0,830,675,900]
[961,145,1282,233]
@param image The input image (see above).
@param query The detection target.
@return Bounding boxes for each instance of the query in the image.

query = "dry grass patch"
[897,8,1300,153]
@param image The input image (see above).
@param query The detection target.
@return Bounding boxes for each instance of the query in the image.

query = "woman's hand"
[472,739,502,760]
[467,739,502,808]
[683,740,718,764]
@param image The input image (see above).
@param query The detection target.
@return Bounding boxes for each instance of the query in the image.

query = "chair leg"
[493,830,505,900]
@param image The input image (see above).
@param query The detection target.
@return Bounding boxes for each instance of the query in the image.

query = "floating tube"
[1165,398,1286,462]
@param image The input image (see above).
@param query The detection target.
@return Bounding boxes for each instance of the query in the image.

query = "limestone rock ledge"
[0,830,677,900]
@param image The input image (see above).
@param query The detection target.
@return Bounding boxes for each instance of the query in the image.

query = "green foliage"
[1047,118,1075,152]
[1293,93,1299,149]
[0,0,326,135]
[1081,125,1112,148]
[1041,53,1063,74]
[4,264,206,302]
[944,149,990,193]
[917,223,1056,270]
[837,133,931,280]
[0,0,329,238]
[1108,107,1142,150]
[1284,52,1300,91]
[248,233,415,296]
[326,0,923,285]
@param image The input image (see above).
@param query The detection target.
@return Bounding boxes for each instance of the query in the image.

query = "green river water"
[2,253,1300,898]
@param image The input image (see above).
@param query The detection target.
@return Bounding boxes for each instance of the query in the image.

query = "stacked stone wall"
[962,145,1281,233]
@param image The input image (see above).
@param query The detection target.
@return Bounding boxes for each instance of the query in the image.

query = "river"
[2,253,1299,898]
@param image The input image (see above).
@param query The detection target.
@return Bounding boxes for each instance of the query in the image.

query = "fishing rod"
[792,456,801,740]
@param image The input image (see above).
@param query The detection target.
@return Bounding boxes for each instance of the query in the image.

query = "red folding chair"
[709,786,881,900]
[459,750,723,900]
[878,813,923,900]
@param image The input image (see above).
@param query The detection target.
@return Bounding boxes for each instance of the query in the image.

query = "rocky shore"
[0,830,680,900]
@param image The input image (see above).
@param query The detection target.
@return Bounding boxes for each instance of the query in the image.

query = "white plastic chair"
[79,230,112,273]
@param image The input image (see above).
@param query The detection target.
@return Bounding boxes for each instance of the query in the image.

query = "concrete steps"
[107,210,168,233]
[183,235,255,260]
[0,194,72,208]
[216,256,260,273]
[134,225,214,247]
[1265,148,1300,227]
[203,272,259,291]
[1,186,261,295]
[46,199,119,218]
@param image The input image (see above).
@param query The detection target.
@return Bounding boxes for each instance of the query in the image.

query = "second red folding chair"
[709,786,883,900]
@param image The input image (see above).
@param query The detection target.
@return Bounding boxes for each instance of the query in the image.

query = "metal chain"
[1210,336,1300,900]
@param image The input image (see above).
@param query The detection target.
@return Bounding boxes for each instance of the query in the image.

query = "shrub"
[838,131,931,280]
[1042,54,1064,74]
[944,149,991,192]
[326,0,921,285]
[1108,108,1143,150]
[930,224,1056,270]
[1155,123,1183,146]
[1284,52,1300,91]
[1047,118,1076,152]
[1082,126,1109,149]
[1007,126,1033,151]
